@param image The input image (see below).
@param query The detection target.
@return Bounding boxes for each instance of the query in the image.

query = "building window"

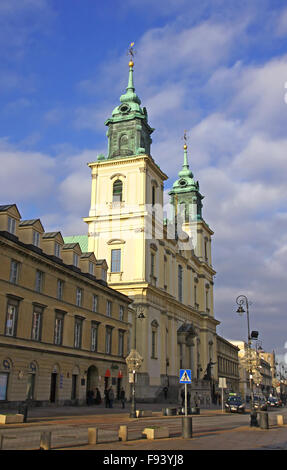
[178,265,183,303]
[105,327,113,354]
[89,261,94,275]
[54,312,65,345]
[33,230,40,247]
[204,239,208,262]
[113,179,123,202]
[91,322,99,352]
[106,300,112,317]
[102,268,107,281]
[5,299,19,337]
[74,317,83,349]
[76,287,83,307]
[111,249,121,273]
[0,372,9,400]
[92,294,98,313]
[118,330,124,357]
[73,253,79,267]
[57,279,64,300]
[9,260,20,284]
[31,306,43,341]
[71,375,77,400]
[119,305,124,321]
[54,243,61,258]
[7,217,16,235]
[151,253,155,277]
[35,270,44,293]
[151,331,156,358]
[152,186,156,206]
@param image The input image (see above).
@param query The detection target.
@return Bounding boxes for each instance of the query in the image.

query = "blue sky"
[1,0,287,363]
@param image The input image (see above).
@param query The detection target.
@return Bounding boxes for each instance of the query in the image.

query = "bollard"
[88,427,99,445]
[40,431,51,450]
[277,415,285,426]
[182,416,192,438]
[0,435,3,450]
[259,411,269,430]
[119,425,128,442]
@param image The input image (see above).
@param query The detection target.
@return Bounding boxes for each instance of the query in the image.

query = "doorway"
[50,373,57,403]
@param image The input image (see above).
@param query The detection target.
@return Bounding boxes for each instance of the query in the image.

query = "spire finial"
[183,129,188,150]
[128,42,135,68]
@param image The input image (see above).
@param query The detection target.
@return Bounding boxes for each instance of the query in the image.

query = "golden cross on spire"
[183,129,188,149]
[127,42,136,66]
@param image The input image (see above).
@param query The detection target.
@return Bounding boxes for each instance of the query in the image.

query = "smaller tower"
[169,135,204,224]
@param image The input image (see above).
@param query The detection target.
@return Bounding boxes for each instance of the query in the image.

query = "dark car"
[253,396,267,411]
[225,395,245,413]
[267,397,280,408]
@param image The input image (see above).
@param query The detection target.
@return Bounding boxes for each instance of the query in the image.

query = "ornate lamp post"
[125,304,145,418]
[236,294,258,426]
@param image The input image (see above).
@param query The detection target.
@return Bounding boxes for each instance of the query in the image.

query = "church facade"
[82,57,220,403]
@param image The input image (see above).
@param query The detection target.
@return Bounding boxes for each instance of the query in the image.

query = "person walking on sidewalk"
[104,388,110,408]
[120,388,126,409]
[108,387,114,408]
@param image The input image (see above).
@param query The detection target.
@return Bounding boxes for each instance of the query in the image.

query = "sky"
[0,0,287,365]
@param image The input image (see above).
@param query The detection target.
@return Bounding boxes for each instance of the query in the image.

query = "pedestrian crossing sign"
[179,369,192,383]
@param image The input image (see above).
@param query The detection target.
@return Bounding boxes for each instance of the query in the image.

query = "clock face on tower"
[119,104,131,114]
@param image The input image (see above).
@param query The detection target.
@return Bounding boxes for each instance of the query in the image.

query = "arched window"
[113,179,123,202]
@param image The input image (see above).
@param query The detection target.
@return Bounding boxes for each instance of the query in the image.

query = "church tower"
[84,52,219,402]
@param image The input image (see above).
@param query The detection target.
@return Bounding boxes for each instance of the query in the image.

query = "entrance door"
[50,373,57,402]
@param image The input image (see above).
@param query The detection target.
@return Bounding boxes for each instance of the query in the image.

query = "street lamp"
[125,304,145,418]
[236,294,258,427]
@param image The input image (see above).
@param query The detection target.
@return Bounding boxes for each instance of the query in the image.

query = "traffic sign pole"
[185,383,187,416]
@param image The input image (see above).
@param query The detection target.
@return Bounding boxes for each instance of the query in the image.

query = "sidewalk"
[0,401,223,429]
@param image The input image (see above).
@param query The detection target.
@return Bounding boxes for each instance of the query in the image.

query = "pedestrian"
[163,386,168,400]
[87,389,94,406]
[95,387,102,405]
[109,387,114,408]
[180,387,185,407]
[187,390,191,409]
[120,387,126,409]
[104,387,110,408]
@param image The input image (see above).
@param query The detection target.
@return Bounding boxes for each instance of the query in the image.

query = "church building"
[81,54,220,403]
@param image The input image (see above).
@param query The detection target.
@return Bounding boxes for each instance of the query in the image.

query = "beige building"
[0,204,131,407]
[216,335,240,397]
[81,59,220,403]
[229,340,272,400]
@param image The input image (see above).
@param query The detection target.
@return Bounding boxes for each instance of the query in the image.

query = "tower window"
[178,265,183,303]
[113,180,123,202]
[152,186,156,206]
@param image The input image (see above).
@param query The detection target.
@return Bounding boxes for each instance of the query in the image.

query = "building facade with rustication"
[82,58,221,404]
[0,204,131,407]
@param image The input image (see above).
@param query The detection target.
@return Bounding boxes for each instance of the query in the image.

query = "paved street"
[0,402,286,451]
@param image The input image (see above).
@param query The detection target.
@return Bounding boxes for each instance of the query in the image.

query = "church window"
[113,180,123,202]
[178,265,183,303]
[111,249,121,272]
[119,134,129,150]
[151,253,155,277]
[152,186,156,206]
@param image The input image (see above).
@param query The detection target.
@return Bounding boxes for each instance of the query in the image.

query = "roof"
[42,232,61,239]
[19,219,39,226]
[62,243,81,250]
[0,204,15,212]
[63,235,89,252]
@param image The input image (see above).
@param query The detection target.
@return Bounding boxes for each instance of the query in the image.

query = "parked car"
[267,396,280,408]
[253,396,267,411]
[225,395,245,413]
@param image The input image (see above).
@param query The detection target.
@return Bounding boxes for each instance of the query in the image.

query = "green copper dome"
[105,61,154,159]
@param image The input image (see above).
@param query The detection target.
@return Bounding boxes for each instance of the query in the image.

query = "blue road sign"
[179,369,192,384]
